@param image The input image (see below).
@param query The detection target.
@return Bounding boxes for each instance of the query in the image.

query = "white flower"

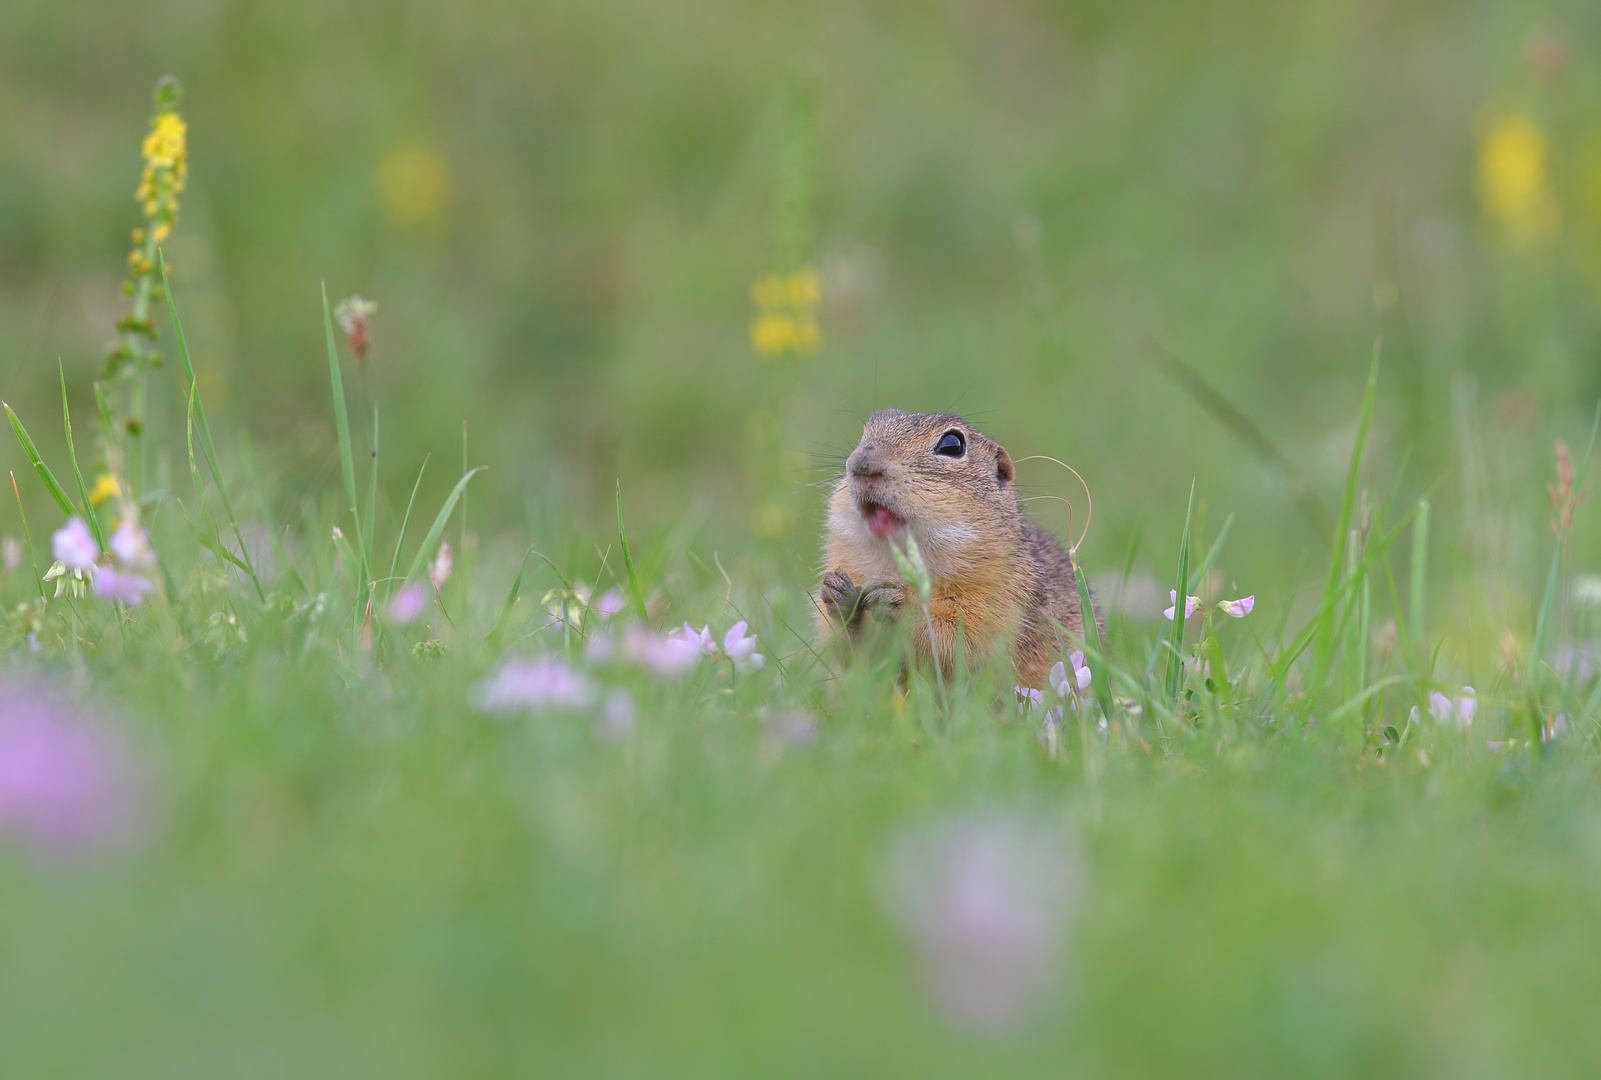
[52,517,98,571]
[722,620,765,673]
[428,540,452,588]
[1163,590,1200,621]
[1215,595,1254,618]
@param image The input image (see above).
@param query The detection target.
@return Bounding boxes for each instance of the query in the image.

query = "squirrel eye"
[934,431,966,457]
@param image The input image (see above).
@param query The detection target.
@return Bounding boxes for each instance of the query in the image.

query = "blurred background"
[4,0,1601,627]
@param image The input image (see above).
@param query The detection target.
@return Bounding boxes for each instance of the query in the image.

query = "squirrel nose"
[848,446,883,479]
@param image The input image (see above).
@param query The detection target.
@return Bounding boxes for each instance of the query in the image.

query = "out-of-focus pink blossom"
[473,656,597,712]
[428,541,453,589]
[883,811,1079,1031]
[594,688,637,739]
[1163,591,1200,621]
[93,568,154,607]
[1417,686,1475,728]
[52,517,99,571]
[593,589,628,621]
[0,677,140,860]
[387,581,429,625]
[764,708,819,745]
[1014,686,1043,718]
[2,536,21,574]
[621,625,701,678]
[109,522,156,570]
[722,621,765,673]
[1216,595,1255,618]
[677,623,716,656]
[584,631,616,665]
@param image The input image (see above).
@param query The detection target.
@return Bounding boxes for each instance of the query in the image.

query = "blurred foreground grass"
[8,3,1601,1076]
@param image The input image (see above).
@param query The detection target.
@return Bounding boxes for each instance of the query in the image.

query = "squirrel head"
[831,409,1020,566]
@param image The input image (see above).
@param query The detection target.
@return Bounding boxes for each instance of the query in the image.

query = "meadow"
[6,2,1601,1076]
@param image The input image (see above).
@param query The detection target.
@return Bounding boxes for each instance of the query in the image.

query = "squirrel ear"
[995,446,1015,485]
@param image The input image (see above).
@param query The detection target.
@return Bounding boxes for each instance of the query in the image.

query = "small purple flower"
[621,625,701,678]
[93,567,154,606]
[884,811,1079,1031]
[1215,595,1254,618]
[592,589,628,621]
[52,517,99,571]
[109,521,156,570]
[584,631,616,665]
[1049,652,1092,697]
[678,623,717,657]
[594,688,637,739]
[2,535,21,574]
[387,581,429,625]
[474,656,597,713]
[0,678,139,860]
[1418,686,1475,728]
[722,621,765,673]
[1014,686,1043,718]
[1163,590,1200,622]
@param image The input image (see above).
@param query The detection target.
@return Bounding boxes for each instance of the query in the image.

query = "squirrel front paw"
[821,568,902,633]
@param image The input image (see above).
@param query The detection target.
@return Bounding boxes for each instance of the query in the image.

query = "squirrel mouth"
[859,500,907,539]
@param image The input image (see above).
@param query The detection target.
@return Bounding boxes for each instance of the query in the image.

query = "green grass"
[7,8,1601,1075]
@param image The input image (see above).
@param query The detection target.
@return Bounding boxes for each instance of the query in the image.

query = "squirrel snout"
[848,446,884,479]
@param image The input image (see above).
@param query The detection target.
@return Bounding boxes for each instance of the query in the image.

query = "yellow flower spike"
[89,474,121,507]
[1478,112,1561,244]
[789,268,821,307]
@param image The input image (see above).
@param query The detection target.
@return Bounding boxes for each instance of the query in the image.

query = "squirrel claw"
[820,568,864,626]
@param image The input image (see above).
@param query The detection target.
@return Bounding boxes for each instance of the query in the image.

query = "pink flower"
[1163,591,1200,621]
[1049,652,1092,697]
[0,678,140,860]
[387,581,429,625]
[594,688,637,739]
[622,625,701,677]
[677,622,717,656]
[592,589,628,621]
[1419,686,1475,728]
[109,521,156,570]
[52,517,98,571]
[4,535,24,574]
[93,567,154,606]
[474,656,597,712]
[1216,595,1255,618]
[764,708,819,745]
[722,620,765,673]
[884,812,1079,1031]
[1014,686,1044,717]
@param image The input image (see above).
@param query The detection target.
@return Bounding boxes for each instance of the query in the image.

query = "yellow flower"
[749,267,822,358]
[1479,113,1561,244]
[752,313,799,356]
[141,112,187,170]
[377,143,450,224]
[89,473,121,507]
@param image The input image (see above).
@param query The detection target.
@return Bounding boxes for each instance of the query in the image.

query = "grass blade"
[1164,480,1196,702]
[486,545,538,647]
[161,251,264,600]
[386,454,429,601]
[404,467,486,585]
[1311,338,1380,688]
[321,282,364,576]
[4,402,77,519]
[617,479,648,622]
[1408,499,1428,665]
[1187,513,1233,596]
[364,404,379,571]
[10,471,45,600]
[60,362,107,550]
[1070,557,1118,721]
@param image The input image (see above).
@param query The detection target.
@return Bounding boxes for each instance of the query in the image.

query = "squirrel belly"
[815,408,1098,691]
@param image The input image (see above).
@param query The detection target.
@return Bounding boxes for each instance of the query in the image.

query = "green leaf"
[59,362,107,551]
[4,402,77,519]
[617,480,648,622]
[321,282,364,579]
[404,467,486,586]
[386,454,429,601]
[1165,480,1196,703]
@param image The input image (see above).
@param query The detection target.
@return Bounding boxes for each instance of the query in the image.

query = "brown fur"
[815,409,1099,690]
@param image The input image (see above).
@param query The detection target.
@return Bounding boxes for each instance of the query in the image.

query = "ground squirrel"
[816,409,1099,691]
